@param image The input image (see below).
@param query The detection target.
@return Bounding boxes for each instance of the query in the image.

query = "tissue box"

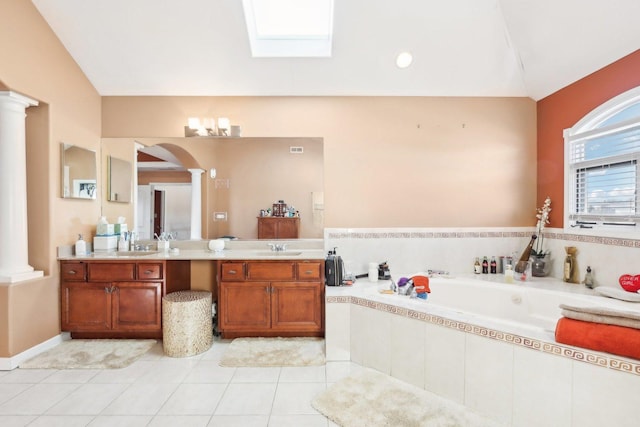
[93,236,117,251]
[114,223,128,234]
[96,223,115,236]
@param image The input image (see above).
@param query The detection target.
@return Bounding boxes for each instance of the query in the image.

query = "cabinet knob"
[144,270,153,274]
[229,270,237,274]
[304,270,313,275]
[104,287,110,294]
[68,270,77,275]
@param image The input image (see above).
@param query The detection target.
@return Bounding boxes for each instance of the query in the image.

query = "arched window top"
[597,102,640,128]
[570,85,640,135]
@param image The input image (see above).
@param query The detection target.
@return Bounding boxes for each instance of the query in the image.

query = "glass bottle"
[482,256,489,274]
[490,256,497,274]
[474,257,481,274]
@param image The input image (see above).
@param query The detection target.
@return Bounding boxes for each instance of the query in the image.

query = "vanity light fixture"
[209,168,217,179]
[185,117,217,137]
[217,117,230,136]
[396,51,413,69]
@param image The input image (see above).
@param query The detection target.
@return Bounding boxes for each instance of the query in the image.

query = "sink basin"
[115,251,159,257]
[253,251,303,257]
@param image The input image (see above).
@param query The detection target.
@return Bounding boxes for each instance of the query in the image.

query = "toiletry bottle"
[118,232,128,251]
[474,257,481,274]
[482,256,489,274]
[490,256,497,274]
[504,264,515,283]
[583,266,594,289]
[75,234,86,256]
[563,246,577,282]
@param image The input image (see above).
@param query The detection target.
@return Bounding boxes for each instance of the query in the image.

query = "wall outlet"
[213,212,227,221]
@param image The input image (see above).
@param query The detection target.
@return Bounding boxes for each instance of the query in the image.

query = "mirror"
[133,137,324,240]
[108,156,132,203]
[61,143,97,199]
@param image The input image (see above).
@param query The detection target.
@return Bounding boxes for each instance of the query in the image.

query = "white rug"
[20,339,157,369]
[312,368,503,427]
[219,337,325,367]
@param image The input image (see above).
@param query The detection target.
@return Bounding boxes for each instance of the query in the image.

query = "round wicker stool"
[162,290,213,357]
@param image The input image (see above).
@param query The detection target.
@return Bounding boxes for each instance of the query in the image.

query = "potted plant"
[531,196,552,276]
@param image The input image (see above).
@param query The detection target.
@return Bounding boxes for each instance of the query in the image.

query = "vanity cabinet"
[257,217,300,239]
[60,260,166,338]
[218,260,324,338]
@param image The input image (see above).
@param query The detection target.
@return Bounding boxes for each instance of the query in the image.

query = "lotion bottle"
[75,234,86,256]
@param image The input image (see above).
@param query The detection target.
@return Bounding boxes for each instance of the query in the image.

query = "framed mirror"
[61,143,97,199]
[108,156,132,203]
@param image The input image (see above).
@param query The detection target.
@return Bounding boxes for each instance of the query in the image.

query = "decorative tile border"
[325,228,640,249]
[327,295,640,376]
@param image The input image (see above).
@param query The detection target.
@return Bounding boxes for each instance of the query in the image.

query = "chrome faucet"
[268,243,288,252]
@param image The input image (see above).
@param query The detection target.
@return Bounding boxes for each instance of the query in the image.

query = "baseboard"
[0,332,70,371]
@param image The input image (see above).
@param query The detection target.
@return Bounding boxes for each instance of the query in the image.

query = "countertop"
[58,238,326,261]
[58,249,325,261]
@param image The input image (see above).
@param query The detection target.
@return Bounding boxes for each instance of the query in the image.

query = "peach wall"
[537,49,640,227]
[0,0,101,357]
[103,96,538,228]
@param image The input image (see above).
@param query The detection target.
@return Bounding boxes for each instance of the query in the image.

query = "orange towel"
[555,317,640,360]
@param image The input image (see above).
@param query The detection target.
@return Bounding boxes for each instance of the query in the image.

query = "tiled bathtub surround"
[324,227,640,287]
[325,280,640,427]
[324,227,640,426]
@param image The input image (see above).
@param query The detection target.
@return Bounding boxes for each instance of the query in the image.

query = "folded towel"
[560,309,640,330]
[559,303,640,330]
[555,317,640,360]
[595,286,640,302]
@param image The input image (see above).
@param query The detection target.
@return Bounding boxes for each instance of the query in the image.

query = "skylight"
[242,0,334,57]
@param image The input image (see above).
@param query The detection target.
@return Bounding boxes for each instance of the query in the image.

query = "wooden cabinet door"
[257,218,277,239]
[277,218,299,239]
[270,282,323,332]
[61,282,111,331]
[111,281,162,332]
[219,282,271,331]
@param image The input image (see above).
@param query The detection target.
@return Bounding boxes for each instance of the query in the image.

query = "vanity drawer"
[296,261,323,281]
[247,262,295,281]
[87,263,135,281]
[221,262,245,281]
[137,263,163,280]
[61,262,87,281]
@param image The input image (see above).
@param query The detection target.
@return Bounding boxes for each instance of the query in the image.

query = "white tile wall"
[325,227,639,285]
[572,361,640,427]
[423,323,466,404]
[512,347,572,427]
[390,315,425,388]
[464,334,514,424]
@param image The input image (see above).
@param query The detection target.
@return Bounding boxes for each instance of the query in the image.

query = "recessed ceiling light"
[396,52,413,69]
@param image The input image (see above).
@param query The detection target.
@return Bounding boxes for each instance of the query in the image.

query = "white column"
[0,91,42,283]
[188,168,204,240]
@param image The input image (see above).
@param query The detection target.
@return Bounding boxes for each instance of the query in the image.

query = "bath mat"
[219,337,325,367]
[20,339,156,369]
[312,368,502,427]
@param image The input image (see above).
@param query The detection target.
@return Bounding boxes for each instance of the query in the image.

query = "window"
[564,86,640,235]
[242,0,334,58]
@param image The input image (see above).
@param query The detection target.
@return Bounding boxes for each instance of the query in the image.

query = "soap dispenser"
[75,234,86,256]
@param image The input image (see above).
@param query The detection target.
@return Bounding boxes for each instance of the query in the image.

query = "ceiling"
[32,0,640,101]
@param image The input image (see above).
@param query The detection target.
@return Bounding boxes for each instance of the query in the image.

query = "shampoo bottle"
[75,234,86,256]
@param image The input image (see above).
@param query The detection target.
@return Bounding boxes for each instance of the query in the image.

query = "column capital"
[0,91,39,108]
[187,168,204,176]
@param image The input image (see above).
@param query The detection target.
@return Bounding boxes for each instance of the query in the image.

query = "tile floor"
[0,339,362,427]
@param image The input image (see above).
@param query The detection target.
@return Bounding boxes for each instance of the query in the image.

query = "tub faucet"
[427,269,449,277]
[268,243,287,252]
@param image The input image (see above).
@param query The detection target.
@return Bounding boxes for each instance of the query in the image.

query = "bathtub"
[360,274,640,342]
[325,274,640,425]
